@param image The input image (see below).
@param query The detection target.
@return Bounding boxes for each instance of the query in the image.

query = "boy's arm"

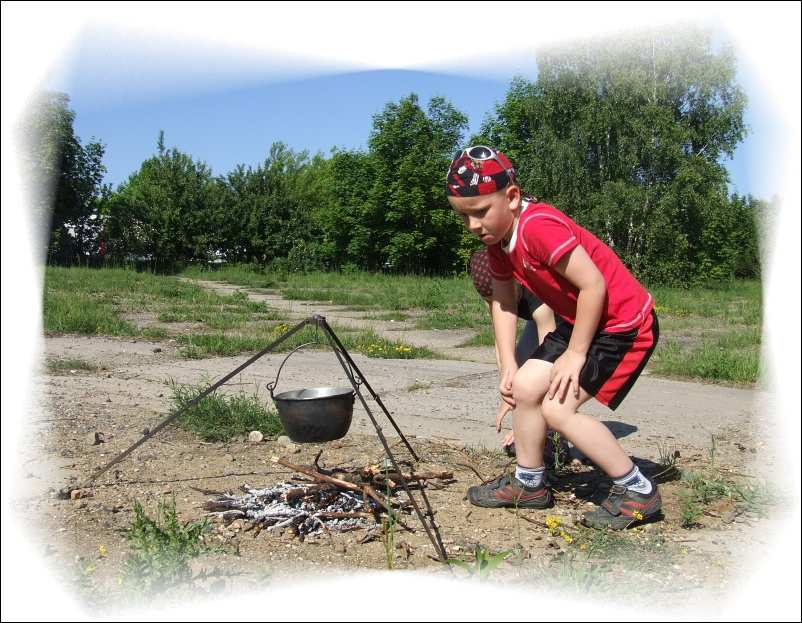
[550,245,606,400]
[491,277,519,407]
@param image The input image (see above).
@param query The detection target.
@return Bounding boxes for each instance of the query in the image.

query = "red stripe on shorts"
[594,311,656,408]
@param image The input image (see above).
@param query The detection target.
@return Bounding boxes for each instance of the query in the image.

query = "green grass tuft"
[170,382,283,442]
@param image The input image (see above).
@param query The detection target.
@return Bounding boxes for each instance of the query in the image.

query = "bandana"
[446,149,516,197]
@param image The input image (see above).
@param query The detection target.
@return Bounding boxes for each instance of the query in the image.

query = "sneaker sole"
[467,487,554,509]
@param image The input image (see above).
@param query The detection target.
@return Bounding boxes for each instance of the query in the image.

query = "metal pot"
[267,345,355,443]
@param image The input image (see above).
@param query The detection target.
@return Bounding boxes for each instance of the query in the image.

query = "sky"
[51,25,782,199]
[2,3,799,622]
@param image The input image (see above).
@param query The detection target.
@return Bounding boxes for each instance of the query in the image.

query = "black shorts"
[517,287,544,320]
[531,310,660,410]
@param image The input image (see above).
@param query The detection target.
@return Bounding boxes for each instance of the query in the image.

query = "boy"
[447,145,660,529]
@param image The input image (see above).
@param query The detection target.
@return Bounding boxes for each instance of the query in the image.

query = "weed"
[46,357,98,373]
[678,467,773,528]
[448,544,511,580]
[381,502,397,570]
[679,491,705,528]
[170,382,283,442]
[548,431,567,473]
[654,443,682,482]
[121,496,210,595]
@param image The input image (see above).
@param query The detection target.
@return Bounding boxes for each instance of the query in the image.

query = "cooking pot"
[267,344,355,443]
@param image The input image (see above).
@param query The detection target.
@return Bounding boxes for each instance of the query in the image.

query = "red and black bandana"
[446,149,517,197]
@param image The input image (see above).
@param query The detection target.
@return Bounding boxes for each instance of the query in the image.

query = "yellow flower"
[580,543,589,551]
[545,515,561,531]
[560,530,574,544]
[97,544,108,558]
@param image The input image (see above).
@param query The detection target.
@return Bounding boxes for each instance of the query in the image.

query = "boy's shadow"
[550,421,678,505]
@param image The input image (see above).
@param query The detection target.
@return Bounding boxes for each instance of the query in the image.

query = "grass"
[183,265,490,329]
[44,266,281,337]
[649,280,762,385]
[528,517,672,594]
[46,357,98,373]
[448,544,512,580]
[44,267,763,383]
[170,382,283,442]
[678,467,772,527]
[121,496,210,595]
[177,324,437,360]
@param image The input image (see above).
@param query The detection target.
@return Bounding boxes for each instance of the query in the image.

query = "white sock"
[613,465,653,495]
[515,465,545,488]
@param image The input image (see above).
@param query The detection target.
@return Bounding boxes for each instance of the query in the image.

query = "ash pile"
[202,456,455,541]
[204,483,385,538]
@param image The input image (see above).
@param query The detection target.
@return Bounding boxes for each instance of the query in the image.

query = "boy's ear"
[505,184,521,211]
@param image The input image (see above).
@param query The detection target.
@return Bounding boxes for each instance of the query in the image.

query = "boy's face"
[448,185,521,246]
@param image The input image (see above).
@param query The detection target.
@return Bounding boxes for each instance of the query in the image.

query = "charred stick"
[274,457,362,493]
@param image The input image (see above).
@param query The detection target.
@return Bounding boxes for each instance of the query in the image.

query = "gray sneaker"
[467,474,553,509]
[581,480,662,530]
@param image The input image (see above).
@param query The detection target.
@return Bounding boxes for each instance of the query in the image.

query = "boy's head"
[446,145,521,246]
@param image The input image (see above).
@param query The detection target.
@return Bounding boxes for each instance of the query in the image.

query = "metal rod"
[316,316,419,461]
[317,316,448,562]
[84,317,314,486]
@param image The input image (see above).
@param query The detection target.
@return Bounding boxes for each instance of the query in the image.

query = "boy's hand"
[548,350,586,402]
[499,366,517,408]
[495,401,512,433]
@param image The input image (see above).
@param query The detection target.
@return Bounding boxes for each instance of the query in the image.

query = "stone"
[86,432,104,446]
[333,543,347,554]
[277,435,294,448]
[152,347,162,353]
[248,431,264,443]
[70,489,93,500]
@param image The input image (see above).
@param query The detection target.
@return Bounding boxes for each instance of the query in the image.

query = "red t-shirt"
[488,199,653,333]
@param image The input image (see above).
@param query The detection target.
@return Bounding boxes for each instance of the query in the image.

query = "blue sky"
[60,46,781,200]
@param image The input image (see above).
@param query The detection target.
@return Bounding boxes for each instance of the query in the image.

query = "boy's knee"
[511,367,548,407]
[541,399,570,431]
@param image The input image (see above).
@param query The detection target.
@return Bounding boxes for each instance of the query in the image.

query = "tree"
[367,94,468,272]
[104,136,215,269]
[479,27,750,284]
[19,91,107,264]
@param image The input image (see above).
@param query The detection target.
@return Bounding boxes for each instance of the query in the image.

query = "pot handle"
[267,342,316,398]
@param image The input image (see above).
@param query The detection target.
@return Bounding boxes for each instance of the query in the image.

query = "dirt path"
[11,278,786,616]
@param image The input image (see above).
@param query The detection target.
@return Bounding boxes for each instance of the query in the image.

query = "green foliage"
[679,466,773,528]
[20,91,108,264]
[122,496,210,595]
[448,544,511,580]
[170,382,283,442]
[480,27,760,285]
[46,357,98,373]
[43,265,275,337]
[102,135,216,271]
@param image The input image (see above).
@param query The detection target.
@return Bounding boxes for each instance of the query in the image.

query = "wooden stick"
[273,457,363,492]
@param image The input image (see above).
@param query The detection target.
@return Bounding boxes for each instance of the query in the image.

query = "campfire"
[201,456,455,540]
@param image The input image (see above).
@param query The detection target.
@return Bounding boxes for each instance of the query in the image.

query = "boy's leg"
[509,359,551,467]
[539,386,661,529]
[467,360,552,509]
[539,390,633,478]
